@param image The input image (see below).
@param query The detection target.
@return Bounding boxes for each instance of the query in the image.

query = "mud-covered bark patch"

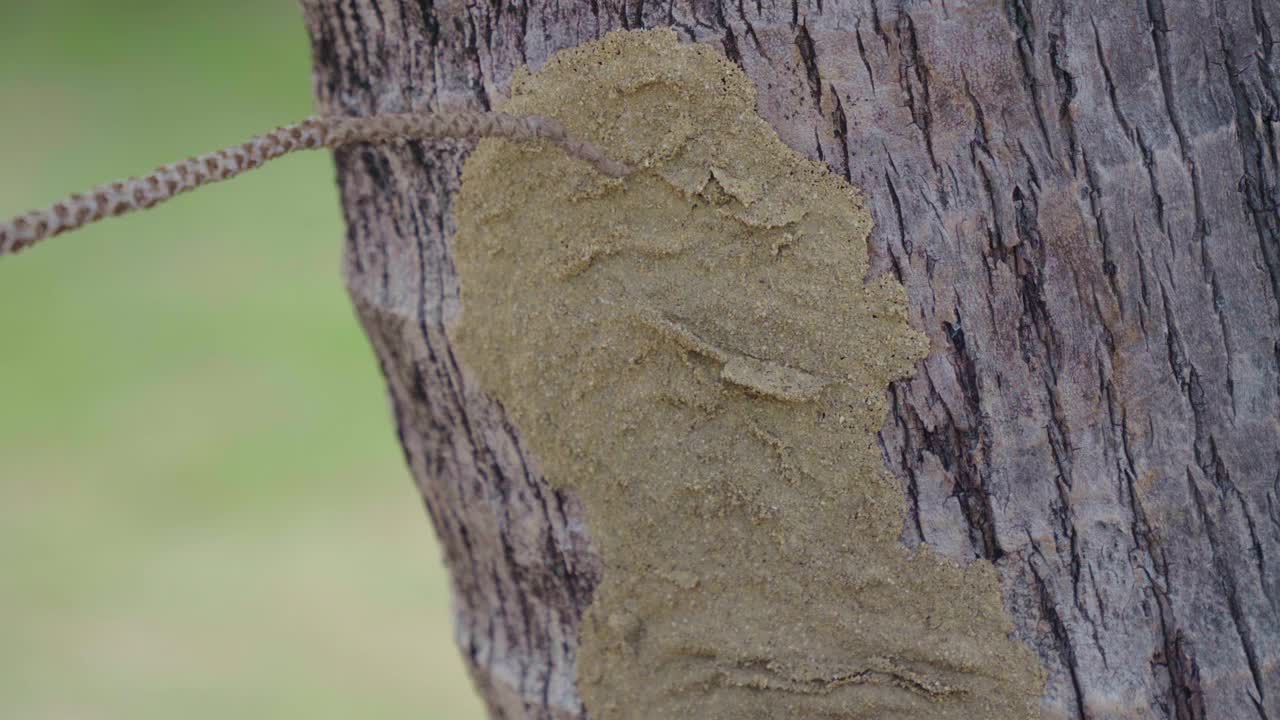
[450,29,1045,720]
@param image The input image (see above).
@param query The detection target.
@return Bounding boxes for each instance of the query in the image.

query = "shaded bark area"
[301,1,1280,718]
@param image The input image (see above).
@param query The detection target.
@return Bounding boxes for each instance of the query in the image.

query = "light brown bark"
[301,1,1280,718]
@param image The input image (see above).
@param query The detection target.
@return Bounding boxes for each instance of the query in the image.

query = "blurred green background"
[0,2,484,718]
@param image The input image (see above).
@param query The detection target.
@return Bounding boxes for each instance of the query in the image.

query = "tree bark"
[300,1,1280,718]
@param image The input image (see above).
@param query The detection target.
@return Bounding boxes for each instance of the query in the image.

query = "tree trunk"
[299,1,1279,718]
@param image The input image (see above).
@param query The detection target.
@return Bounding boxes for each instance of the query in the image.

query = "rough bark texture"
[300,1,1280,718]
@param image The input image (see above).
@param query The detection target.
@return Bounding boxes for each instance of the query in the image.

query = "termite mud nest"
[451,29,1045,720]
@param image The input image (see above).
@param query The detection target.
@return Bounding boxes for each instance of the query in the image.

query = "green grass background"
[0,2,485,717]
